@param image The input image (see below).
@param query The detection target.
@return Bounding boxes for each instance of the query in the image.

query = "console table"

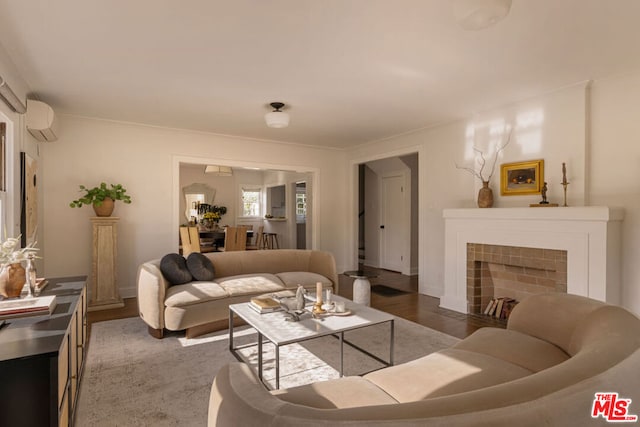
[0,277,88,426]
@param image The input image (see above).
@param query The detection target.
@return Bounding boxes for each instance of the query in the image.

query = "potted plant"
[69,183,132,217]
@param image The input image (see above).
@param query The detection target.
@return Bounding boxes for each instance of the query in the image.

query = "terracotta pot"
[477,181,494,208]
[0,263,26,298]
[93,197,115,217]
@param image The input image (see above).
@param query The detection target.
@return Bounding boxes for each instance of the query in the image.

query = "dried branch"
[455,162,484,180]
[473,146,487,180]
[456,125,513,183]
[486,127,513,181]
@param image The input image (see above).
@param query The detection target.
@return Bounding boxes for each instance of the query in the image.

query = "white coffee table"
[229,295,394,389]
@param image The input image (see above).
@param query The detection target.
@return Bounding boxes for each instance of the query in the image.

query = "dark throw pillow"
[160,253,193,285]
[186,252,215,281]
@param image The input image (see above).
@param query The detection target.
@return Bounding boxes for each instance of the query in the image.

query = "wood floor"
[88,267,505,340]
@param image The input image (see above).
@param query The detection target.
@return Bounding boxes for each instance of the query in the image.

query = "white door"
[380,174,405,272]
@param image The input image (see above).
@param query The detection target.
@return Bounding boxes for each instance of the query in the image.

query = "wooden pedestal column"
[88,217,124,311]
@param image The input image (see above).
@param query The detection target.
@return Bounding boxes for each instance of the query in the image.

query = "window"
[240,186,262,217]
[296,193,306,216]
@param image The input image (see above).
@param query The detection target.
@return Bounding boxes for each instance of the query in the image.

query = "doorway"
[358,153,418,276]
[380,174,405,272]
[294,181,307,249]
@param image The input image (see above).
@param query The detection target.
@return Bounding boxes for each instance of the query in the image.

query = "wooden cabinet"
[0,277,87,426]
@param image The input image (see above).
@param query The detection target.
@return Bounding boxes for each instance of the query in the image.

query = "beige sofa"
[208,293,640,426]
[137,249,338,338]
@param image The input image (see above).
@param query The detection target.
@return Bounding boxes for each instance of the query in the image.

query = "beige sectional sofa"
[208,293,640,426]
[137,249,338,338]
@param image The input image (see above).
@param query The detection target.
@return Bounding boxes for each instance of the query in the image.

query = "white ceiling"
[1,0,639,149]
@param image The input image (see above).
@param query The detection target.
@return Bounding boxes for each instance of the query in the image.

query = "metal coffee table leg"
[275,345,280,389]
[258,332,263,382]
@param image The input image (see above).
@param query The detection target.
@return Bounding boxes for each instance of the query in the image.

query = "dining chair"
[219,226,247,252]
[246,225,264,250]
[179,226,201,256]
[239,224,254,247]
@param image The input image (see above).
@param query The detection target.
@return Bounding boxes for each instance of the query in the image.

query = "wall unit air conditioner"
[26,99,58,142]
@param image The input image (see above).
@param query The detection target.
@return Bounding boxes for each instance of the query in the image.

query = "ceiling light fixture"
[264,102,290,128]
[204,165,233,176]
[453,0,512,31]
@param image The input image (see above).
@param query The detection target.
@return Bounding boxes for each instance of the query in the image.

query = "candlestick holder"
[312,301,326,315]
[561,182,569,207]
[561,162,570,207]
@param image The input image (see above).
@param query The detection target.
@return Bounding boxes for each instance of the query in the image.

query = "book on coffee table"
[0,295,57,320]
[249,297,282,314]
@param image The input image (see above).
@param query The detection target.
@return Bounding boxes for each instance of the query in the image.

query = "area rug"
[371,284,411,296]
[75,316,459,426]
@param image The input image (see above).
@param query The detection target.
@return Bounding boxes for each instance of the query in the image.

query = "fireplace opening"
[467,243,567,317]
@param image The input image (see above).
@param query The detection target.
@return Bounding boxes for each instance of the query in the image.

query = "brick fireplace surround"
[442,207,623,314]
[467,243,567,314]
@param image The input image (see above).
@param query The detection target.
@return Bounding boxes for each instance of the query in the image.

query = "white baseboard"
[439,295,468,314]
[363,259,380,268]
[120,286,137,299]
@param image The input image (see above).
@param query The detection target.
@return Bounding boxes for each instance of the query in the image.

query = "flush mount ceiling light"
[264,102,290,129]
[204,165,233,176]
[453,0,512,30]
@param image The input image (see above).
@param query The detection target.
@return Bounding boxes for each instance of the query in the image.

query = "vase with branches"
[456,127,512,208]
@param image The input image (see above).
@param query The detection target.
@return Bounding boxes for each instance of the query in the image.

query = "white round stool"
[344,270,377,306]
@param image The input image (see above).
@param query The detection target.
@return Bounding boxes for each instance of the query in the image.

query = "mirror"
[183,183,216,221]
[267,185,286,218]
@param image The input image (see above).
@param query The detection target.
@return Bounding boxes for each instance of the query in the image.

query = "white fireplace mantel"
[441,207,624,313]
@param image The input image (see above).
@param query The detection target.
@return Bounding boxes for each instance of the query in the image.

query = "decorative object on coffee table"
[456,126,512,208]
[312,282,326,314]
[69,182,132,217]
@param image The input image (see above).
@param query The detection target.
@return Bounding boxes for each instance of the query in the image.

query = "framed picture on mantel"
[500,159,544,196]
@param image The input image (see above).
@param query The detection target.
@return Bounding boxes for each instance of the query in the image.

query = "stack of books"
[0,295,57,320]
[483,297,518,320]
[249,297,282,314]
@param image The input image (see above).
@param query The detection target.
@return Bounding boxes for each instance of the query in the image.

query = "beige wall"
[347,80,640,315]
[590,72,640,314]
[40,115,347,297]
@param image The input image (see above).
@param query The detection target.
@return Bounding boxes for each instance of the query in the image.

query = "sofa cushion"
[216,273,285,296]
[452,327,570,372]
[275,272,333,289]
[364,348,533,403]
[272,376,398,409]
[165,281,228,307]
[186,252,215,281]
[160,253,193,285]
